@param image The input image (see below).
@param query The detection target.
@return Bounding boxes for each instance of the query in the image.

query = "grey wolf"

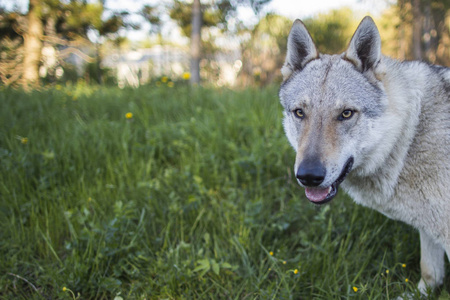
[279,16,450,295]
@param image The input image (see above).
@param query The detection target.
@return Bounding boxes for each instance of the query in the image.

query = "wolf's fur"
[279,16,450,295]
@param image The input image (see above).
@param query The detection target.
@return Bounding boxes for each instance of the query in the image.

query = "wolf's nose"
[296,159,326,186]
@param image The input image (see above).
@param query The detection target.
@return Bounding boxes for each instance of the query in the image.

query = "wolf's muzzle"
[296,158,326,186]
[297,157,354,205]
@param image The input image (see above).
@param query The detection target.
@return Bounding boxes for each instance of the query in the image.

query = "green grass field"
[0,84,448,299]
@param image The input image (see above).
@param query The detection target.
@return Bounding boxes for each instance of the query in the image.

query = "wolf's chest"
[341,179,406,221]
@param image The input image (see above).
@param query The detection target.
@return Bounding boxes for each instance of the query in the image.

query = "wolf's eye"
[294,109,304,119]
[339,110,353,120]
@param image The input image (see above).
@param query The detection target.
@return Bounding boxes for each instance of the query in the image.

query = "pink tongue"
[305,187,331,202]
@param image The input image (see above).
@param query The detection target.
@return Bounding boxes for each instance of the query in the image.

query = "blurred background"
[0,0,449,90]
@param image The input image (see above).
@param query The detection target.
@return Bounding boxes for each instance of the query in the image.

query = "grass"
[0,83,447,299]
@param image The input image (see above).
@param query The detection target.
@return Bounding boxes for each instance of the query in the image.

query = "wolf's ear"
[281,19,318,81]
[345,16,381,72]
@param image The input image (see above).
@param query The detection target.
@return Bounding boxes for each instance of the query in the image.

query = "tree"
[240,13,292,86]
[190,0,201,84]
[380,0,450,65]
[303,8,356,54]
[58,0,127,84]
[22,0,43,90]
[140,4,162,36]
[238,9,356,86]
[169,0,271,85]
[0,8,26,86]
[412,0,422,59]
[0,0,132,88]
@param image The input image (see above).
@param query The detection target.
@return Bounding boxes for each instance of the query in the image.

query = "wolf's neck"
[342,58,426,206]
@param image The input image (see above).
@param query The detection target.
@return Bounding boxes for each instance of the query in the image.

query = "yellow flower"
[161,76,168,83]
[386,269,389,274]
[353,286,358,292]
[62,286,76,299]
[402,264,406,268]
[405,278,409,283]
[282,261,286,265]
[21,137,28,144]
[269,251,273,256]
[294,269,299,274]
[167,82,174,88]
[125,112,133,119]
[182,72,191,80]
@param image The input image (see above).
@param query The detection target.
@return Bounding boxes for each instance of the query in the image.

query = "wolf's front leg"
[418,229,445,295]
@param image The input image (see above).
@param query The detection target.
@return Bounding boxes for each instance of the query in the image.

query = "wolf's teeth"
[327,186,332,194]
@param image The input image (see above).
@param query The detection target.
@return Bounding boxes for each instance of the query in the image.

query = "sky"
[2,0,392,41]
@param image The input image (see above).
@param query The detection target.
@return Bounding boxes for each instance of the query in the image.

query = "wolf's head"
[279,17,388,204]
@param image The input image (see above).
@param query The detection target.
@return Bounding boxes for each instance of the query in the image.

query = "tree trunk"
[96,43,103,84]
[412,0,423,60]
[22,0,43,90]
[190,0,202,85]
[422,0,435,62]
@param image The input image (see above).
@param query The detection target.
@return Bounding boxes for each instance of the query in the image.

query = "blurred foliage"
[0,0,131,88]
[140,4,162,33]
[238,8,356,86]
[169,0,271,37]
[240,13,292,86]
[84,60,116,85]
[303,8,356,54]
[379,0,450,65]
[0,8,24,86]
[0,9,22,40]
[0,0,449,88]
[56,1,104,36]
[169,0,234,37]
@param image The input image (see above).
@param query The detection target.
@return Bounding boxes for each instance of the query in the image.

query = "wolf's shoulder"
[391,60,450,100]
[428,64,450,86]
[428,64,450,74]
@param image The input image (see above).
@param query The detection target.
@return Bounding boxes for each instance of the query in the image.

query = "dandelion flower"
[161,76,168,83]
[125,112,133,119]
[269,251,274,256]
[294,269,299,274]
[353,286,358,292]
[405,278,409,283]
[21,137,28,144]
[386,269,389,274]
[167,82,174,88]
[282,261,286,265]
[182,72,191,80]
[62,286,76,299]
[402,264,406,268]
